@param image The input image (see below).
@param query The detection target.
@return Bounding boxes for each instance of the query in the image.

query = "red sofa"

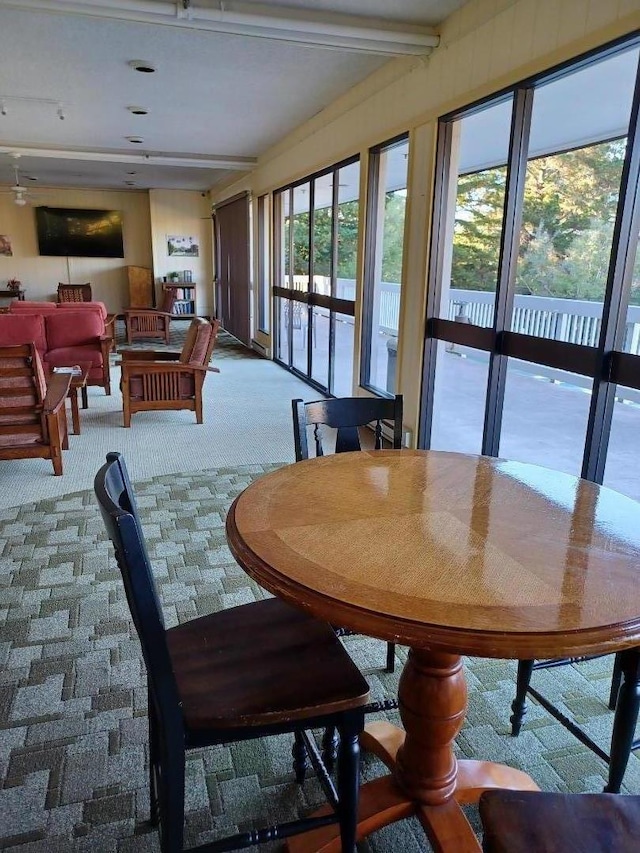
[0,310,112,395]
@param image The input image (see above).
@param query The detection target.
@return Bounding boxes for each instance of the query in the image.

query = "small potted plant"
[7,278,21,292]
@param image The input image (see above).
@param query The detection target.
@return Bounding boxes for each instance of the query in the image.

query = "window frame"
[420,32,640,487]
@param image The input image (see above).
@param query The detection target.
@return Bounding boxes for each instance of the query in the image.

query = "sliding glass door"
[273,158,360,395]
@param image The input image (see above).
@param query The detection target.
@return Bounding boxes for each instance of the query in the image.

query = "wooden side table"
[0,288,25,303]
[54,363,92,434]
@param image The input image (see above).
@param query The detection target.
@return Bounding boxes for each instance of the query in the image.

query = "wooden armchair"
[0,343,71,475]
[58,282,92,303]
[123,289,175,344]
[119,318,220,427]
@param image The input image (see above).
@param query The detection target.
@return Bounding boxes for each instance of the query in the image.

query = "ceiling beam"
[0,0,440,56]
[0,145,257,170]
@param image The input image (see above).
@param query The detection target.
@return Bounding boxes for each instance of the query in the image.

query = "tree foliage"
[289,200,360,279]
[451,139,632,301]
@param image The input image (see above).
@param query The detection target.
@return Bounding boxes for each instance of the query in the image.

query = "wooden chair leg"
[148,690,160,827]
[336,715,361,853]
[195,381,203,424]
[609,652,624,711]
[122,377,131,427]
[158,734,185,853]
[604,647,640,794]
[47,411,64,475]
[322,725,338,772]
[292,731,308,784]
[386,641,396,673]
[510,659,534,736]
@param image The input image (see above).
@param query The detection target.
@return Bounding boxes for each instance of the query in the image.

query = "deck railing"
[286,278,640,355]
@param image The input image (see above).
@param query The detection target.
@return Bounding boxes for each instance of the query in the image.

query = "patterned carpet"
[1,323,639,851]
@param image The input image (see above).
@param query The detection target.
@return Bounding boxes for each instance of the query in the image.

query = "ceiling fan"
[11,164,29,206]
[1,156,39,206]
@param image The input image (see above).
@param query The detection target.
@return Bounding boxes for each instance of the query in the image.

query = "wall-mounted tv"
[35,207,124,258]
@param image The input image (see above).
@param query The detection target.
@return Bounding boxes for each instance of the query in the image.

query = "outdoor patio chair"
[119,317,219,426]
[292,394,404,675]
[94,451,369,853]
[479,789,640,852]
[0,343,70,475]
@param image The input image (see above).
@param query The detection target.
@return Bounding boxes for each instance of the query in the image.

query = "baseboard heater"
[251,339,269,357]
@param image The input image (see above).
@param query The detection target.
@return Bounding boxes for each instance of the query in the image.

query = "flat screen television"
[35,207,124,258]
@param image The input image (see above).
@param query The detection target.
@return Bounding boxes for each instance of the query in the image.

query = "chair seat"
[479,790,640,853]
[167,597,370,731]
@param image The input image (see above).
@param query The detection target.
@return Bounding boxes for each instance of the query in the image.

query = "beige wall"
[212,0,640,442]
[149,189,214,316]
[0,188,152,313]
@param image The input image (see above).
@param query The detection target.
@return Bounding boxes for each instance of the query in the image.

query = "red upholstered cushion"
[45,311,103,348]
[45,346,103,370]
[9,301,57,313]
[0,314,47,356]
[57,301,107,320]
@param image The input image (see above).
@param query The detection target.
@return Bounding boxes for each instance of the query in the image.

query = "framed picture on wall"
[167,235,199,257]
[0,235,13,256]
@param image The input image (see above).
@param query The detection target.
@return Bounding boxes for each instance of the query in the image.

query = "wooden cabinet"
[127,266,154,308]
[163,284,197,318]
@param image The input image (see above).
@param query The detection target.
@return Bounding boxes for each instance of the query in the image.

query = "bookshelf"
[163,284,197,318]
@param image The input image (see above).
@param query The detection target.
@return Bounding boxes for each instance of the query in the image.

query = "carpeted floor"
[1,324,639,852]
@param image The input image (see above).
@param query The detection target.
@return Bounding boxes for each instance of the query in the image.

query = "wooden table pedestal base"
[288,649,539,853]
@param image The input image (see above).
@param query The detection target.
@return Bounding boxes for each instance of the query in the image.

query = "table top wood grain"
[227,449,640,660]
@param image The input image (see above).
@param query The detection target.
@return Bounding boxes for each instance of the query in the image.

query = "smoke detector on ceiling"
[128,60,156,73]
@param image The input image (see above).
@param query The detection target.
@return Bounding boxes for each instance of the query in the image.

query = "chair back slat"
[94,452,182,728]
[0,344,47,446]
[293,395,403,461]
[58,283,92,302]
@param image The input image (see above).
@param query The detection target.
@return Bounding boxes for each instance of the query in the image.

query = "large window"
[256,194,270,335]
[422,37,640,498]
[273,158,360,395]
[362,135,409,394]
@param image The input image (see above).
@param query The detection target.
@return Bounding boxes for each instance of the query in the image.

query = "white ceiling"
[0,0,470,195]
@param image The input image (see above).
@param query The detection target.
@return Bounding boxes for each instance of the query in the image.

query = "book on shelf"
[173,301,194,315]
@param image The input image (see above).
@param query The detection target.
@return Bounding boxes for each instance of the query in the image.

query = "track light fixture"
[0,95,68,121]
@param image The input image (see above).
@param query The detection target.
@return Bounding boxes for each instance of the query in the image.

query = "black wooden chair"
[94,451,369,853]
[292,394,403,675]
[479,789,640,852]
[510,648,640,793]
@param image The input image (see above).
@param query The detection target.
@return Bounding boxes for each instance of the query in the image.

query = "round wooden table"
[226,450,640,852]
